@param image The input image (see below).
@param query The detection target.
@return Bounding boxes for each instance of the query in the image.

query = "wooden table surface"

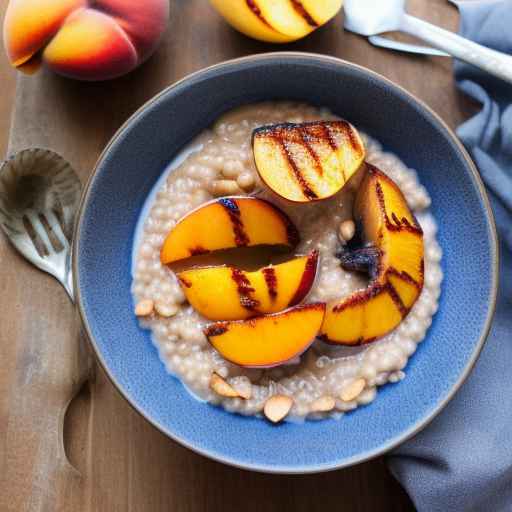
[0,1,477,511]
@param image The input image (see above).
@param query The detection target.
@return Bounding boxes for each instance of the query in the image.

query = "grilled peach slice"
[178,251,318,320]
[252,121,365,202]
[320,165,424,345]
[205,303,326,368]
[209,0,342,44]
[161,197,299,264]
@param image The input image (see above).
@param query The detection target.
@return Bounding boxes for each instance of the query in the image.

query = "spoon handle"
[400,14,512,85]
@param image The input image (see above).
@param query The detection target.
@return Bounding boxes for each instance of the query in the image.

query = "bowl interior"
[76,54,497,473]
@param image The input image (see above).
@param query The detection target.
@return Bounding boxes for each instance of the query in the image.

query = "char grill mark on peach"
[331,283,382,313]
[339,120,363,155]
[322,164,425,345]
[310,121,346,180]
[262,267,278,300]
[386,282,408,317]
[231,268,260,310]
[387,266,422,289]
[245,0,271,27]
[290,0,319,27]
[274,135,318,200]
[317,122,338,151]
[370,165,422,235]
[298,127,324,177]
[218,198,250,246]
[289,250,319,305]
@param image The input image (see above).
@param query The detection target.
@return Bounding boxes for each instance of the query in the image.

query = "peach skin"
[320,165,424,345]
[205,303,326,368]
[161,197,300,265]
[253,120,365,202]
[3,0,169,81]
[177,251,319,321]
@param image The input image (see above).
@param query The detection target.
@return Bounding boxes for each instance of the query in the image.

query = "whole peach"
[3,0,170,81]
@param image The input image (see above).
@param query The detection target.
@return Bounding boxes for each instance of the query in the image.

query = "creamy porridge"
[131,102,443,421]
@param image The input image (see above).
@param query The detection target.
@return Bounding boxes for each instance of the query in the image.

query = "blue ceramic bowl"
[74,53,498,473]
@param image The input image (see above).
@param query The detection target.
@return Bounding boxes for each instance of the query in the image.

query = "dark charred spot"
[190,246,209,256]
[204,324,228,337]
[337,245,381,281]
[218,197,239,213]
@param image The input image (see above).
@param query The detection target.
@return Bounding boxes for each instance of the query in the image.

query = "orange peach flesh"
[320,165,424,345]
[3,0,169,80]
[253,121,365,203]
[3,0,86,68]
[205,303,326,368]
[209,0,342,44]
[177,251,319,321]
[43,8,139,81]
[161,197,299,265]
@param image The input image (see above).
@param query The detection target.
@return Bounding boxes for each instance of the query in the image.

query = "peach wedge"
[320,165,424,345]
[205,303,326,368]
[252,121,365,202]
[209,0,342,44]
[161,197,299,264]
[178,251,319,320]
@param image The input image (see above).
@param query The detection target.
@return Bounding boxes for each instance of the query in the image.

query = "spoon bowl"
[0,148,82,299]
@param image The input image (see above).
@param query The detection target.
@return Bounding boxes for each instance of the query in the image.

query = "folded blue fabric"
[389,1,512,510]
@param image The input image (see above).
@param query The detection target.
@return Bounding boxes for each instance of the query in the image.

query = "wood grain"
[0,1,477,511]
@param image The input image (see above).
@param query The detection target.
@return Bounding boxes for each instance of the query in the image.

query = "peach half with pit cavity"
[320,164,424,345]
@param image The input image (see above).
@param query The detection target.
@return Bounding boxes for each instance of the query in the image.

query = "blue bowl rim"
[73,52,499,474]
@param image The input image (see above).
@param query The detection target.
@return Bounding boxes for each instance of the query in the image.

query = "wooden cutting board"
[0,1,475,510]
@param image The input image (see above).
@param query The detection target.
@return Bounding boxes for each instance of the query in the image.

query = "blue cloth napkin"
[388,1,512,510]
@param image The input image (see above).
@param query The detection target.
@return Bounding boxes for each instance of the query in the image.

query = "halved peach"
[320,165,424,345]
[205,303,326,368]
[161,197,299,264]
[252,121,365,202]
[3,0,169,81]
[178,251,319,320]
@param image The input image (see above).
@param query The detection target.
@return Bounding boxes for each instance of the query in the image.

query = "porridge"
[131,102,443,422]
